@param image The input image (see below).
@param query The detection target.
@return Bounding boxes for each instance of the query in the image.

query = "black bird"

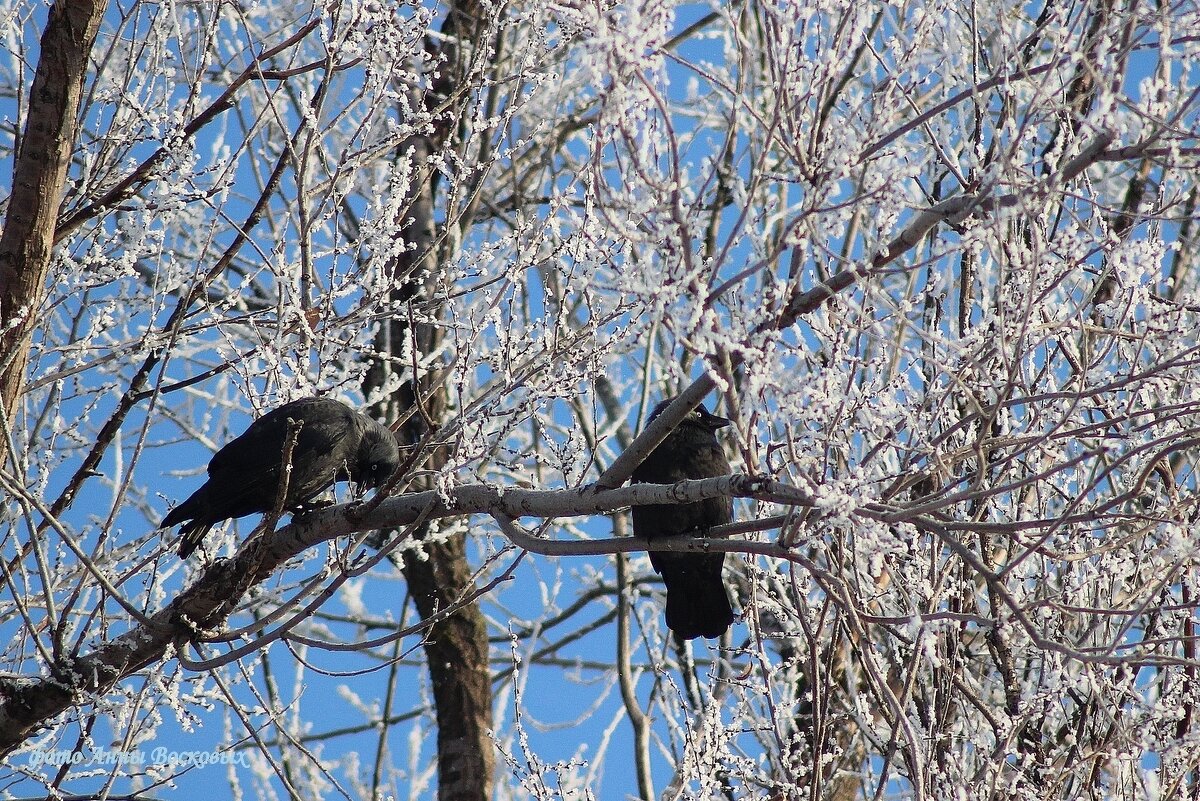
[162,397,400,558]
[631,398,735,640]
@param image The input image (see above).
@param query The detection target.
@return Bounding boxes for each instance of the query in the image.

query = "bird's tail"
[657,556,734,640]
[159,504,187,530]
[175,519,213,559]
[161,487,214,558]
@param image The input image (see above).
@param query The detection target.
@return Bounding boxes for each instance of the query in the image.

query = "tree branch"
[0,0,105,441]
[0,473,799,754]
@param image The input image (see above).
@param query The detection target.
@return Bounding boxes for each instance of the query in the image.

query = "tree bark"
[401,526,495,800]
[0,0,105,443]
[363,3,495,796]
[366,146,497,798]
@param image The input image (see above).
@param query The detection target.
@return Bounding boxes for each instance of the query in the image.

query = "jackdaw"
[162,396,400,558]
[631,398,735,640]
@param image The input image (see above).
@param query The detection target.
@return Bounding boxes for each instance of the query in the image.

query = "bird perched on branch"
[162,397,400,558]
[631,398,735,640]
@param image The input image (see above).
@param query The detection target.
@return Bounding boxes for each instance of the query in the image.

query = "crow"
[631,398,735,640]
[162,397,400,558]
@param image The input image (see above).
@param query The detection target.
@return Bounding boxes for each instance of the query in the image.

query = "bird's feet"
[292,498,335,517]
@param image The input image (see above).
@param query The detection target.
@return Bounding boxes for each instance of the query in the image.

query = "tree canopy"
[2,1,1200,799]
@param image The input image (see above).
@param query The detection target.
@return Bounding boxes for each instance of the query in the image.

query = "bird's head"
[648,398,732,432]
[354,422,401,492]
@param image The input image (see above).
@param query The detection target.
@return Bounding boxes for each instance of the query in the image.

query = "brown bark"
[368,147,496,800]
[0,0,105,443]
[365,155,496,798]
[363,4,495,797]
[401,529,495,800]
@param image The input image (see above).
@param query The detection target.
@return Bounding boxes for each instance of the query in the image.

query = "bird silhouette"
[631,398,734,639]
[162,397,399,557]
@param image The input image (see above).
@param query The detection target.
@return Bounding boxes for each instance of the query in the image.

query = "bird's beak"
[702,410,732,429]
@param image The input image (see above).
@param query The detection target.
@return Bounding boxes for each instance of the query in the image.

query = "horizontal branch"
[494,513,786,557]
[0,464,1182,752]
[287,473,812,550]
[0,473,811,754]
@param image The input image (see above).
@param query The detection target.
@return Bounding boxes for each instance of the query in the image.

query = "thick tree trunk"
[365,144,496,798]
[0,0,105,444]
[401,530,495,800]
[364,2,495,790]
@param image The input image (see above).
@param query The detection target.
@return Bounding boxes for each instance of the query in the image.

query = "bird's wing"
[208,397,359,480]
